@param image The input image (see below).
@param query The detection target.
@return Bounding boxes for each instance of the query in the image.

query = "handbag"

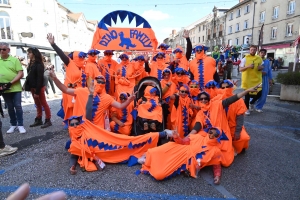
[23,66,32,91]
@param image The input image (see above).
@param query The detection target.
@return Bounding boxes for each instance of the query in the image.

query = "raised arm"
[47,33,70,66]
[49,69,75,96]
[183,30,192,60]
[111,92,136,109]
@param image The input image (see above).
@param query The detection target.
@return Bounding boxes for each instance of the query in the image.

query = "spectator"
[239,45,264,115]
[43,56,58,98]
[0,42,26,134]
[223,56,233,80]
[26,47,52,128]
[18,57,31,103]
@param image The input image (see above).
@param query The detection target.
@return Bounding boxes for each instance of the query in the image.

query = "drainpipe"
[251,0,257,45]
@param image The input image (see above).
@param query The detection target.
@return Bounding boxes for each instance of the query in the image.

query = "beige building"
[225,0,255,51]
[252,0,299,67]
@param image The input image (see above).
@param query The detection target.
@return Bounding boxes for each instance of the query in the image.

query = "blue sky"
[58,0,238,43]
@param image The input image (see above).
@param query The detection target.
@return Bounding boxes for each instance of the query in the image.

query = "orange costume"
[189,45,217,89]
[115,54,135,97]
[68,119,160,171]
[137,86,162,123]
[63,51,87,120]
[139,132,222,180]
[221,80,250,154]
[170,85,193,138]
[204,80,221,100]
[98,50,118,96]
[148,52,168,81]
[188,80,201,130]
[85,49,102,80]
[110,93,134,135]
[158,43,170,63]
[132,56,147,84]
[172,68,190,91]
[172,47,189,71]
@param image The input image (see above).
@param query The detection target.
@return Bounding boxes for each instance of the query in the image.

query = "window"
[244,20,248,29]
[271,27,277,39]
[245,4,250,14]
[261,0,266,2]
[228,39,232,46]
[0,0,9,5]
[228,25,232,34]
[235,38,239,45]
[236,8,241,17]
[243,36,249,44]
[260,11,265,23]
[229,12,233,20]
[286,23,293,36]
[198,37,200,43]
[199,26,201,32]
[273,6,279,19]
[0,11,11,39]
[203,25,205,30]
[236,23,240,32]
[202,36,204,42]
[214,39,216,46]
[287,1,295,15]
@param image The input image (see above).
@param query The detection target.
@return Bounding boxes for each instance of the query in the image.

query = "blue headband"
[88,49,100,55]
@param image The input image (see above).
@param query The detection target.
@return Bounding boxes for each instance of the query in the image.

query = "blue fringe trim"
[197,60,205,89]
[105,64,111,94]
[203,111,212,133]
[128,137,152,149]
[157,69,162,81]
[148,99,157,112]
[182,107,189,137]
[92,95,100,121]
[114,108,127,132]
[81,71,87,87]
[121,66,126,77]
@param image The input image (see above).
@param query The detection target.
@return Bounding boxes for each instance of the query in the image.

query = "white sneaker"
[164,129,174,138]
[137,154,146,164]
[18,126,26,134]
[0,145,18,157]
[255,109,263,113]
[249,104,254,111]
[7,126,17,134]
[245,110,250,115]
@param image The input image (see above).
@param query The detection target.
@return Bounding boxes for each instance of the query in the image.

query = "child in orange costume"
[47,34,88,121]
[204,80,221,100]
[138,128,222,181]
[189,45,219,90]
[85,49,102,80]
[115,54,135,97]
[171,68,190,91]
[161,68,176,129]
[219,80,250,154]
[98,50,118,96]
[132,55,147,84]
[170,85,194,138]
[110,92,134,135]
[148,52,169,81]
[158,43,170,64]
[137,86,162,131]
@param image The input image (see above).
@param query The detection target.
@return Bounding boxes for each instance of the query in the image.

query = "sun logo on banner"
[91,10,158,51]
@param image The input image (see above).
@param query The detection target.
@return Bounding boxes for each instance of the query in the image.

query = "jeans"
[0,120,5,148]
[2,92,23,126]
[31,86,51,119]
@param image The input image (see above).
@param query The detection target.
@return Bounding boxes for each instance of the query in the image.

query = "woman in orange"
[132,55,147,84]
[98,50,118,96]
[110,92,134,135]
[115,54,135,97]
[171,68,190,91]
[204,80,221,99]
[85,49,101,80]
[220,80,250,155]
[47,33,87,121]
[137,86,162,131]
[157,43,170,64]
[189,45,219,89]
[138,128,222,181]
[188,80,201,130]
[161,68,176,129]
[147,52,168,81]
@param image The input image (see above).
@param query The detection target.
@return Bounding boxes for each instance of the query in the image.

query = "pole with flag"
[258,24,264,53]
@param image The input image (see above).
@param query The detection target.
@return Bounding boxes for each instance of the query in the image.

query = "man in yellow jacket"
[239,45,263,115]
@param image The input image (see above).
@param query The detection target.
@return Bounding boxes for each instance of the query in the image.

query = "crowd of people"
[0,30,273,185]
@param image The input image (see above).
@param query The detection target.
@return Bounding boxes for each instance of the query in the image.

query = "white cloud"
[141,10,171,20]
[161,27,179,34]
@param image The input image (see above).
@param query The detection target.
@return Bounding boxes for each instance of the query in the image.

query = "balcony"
[287,10,295,15]
[219,31,223,37]
[213,33,216,38]
[272,15,278,20]
[208,35,211,40]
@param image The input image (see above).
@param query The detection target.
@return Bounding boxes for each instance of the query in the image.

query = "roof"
[226,0,251,12]
[57,2,72,13]
[67,13,82,22]
[185,13,213,30]
[87,20,98,25]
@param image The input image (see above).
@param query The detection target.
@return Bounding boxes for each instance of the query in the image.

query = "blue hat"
[104,50,114,55]
[88,49,100,55]
[158,43,170,49]
[119,54,129,59]
[192,45,209,54]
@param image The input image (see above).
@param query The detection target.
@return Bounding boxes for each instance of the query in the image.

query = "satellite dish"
[21,32,33,38]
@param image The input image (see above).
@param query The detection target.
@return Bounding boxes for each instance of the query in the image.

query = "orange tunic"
[189,54,216,89]
[68,120,160,171]
[139,133,222,180]
[133,61,147,84]
[115,61,135,97]
[149,61,168,81]
[98,57,118,96]
[85,59,101,80]
[110,101,134,135]
[175,55,189,71]
[73,87,115,129]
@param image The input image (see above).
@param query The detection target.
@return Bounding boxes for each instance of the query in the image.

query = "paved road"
[0,72,300,200]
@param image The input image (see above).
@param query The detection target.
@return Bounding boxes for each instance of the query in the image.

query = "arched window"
[0,11,11,39]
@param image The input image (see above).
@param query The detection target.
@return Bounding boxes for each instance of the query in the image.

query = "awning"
[263,43,291,50]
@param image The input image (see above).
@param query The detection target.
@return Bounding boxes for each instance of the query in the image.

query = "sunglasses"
[161,47,165,50]
[190,85,198,88]
[196,49,202,53]
[180,90,188,94]
[221,86,231,89]
[96,79,106,84]
[199,97,209,101]
[176,71,185,75]
[0,49,7,51]
[206,86,215,89]
[69,122,80,127]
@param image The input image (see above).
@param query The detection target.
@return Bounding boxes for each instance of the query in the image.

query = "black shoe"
[30,118,43,127]
[41,119,52,128]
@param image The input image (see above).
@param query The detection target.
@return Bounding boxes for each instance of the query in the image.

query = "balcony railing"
[219,31,222,37]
